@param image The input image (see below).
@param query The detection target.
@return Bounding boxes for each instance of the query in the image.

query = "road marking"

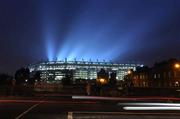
[67,112,73,119]
[15,100,44,119]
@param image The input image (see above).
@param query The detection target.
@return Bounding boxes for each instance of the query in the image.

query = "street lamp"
[97,78,106,96]
[128,70,132,74]
[174,63,180,69]
[99,78,106,85]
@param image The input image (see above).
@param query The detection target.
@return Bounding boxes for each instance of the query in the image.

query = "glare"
[46,39,55,61]
[175,63,180,69]
[46,36,126,62]
[127,70,131,74]
[118,102,180,107]
[99,78,105,83]
[123,106,180,110]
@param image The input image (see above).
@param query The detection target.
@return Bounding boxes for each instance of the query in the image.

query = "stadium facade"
[29,59,143,82]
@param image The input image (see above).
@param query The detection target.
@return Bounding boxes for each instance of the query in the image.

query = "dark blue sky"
[0,0,180,74]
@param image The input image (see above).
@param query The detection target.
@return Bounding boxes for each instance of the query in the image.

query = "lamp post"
[99,78,105,96]
[174,63,180,87]
[96,78,107,96]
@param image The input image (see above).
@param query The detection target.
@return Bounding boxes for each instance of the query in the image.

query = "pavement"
[1,95,180,119]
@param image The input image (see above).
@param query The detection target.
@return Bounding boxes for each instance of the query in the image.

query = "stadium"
[29,59,142,82]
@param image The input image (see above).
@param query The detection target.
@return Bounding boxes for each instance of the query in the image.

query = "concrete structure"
[29,60,142,82]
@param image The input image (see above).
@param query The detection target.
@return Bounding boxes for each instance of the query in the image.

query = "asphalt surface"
[1,96,180,119]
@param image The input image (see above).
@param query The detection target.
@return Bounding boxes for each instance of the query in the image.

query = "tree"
[15,67,30,85]
[109,72,117,86]
[33,71,41,82]
[97,69,109,85]
[0,73,14,95]
[29,71,41,84]
[62,70,73,85]
[0,74,13,85]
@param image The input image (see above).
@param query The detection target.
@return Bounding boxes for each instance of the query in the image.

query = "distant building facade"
[29,60,142,83]
[124,59,180,88]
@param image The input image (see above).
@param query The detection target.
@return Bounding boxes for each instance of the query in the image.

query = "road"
[1,96,180,119]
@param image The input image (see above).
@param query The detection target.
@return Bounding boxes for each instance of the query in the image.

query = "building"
[96,69,109,85]
[124,66,149,87]
[29,59,142,83]
[124,58,180,88]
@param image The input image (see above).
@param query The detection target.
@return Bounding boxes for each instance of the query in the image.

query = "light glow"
[175,63,180,69]
[127,70,132,74]
[118,102,180,107]
[123,106,180,110]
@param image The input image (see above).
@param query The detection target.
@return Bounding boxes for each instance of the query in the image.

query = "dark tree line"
[15,67,41,85]
[62,70,73,85]
[0,67,41,96]
[0,73,13,85]
[0,67,41,86]
[15,67,30,85]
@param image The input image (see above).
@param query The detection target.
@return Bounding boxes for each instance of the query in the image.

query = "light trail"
[0,100,97,104]
[123,106,180,110]
[72,96,180,101]
[118,103,180,107]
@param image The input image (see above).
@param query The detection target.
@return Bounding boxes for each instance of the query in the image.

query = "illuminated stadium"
[29,59,142,82]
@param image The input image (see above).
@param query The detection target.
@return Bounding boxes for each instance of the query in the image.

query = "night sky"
[0,0,180,74]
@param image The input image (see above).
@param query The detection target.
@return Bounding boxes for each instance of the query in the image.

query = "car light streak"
[123,106,180,110]
[72,96,139,101]
[0,100,97,104]
[72,96,180,101]
[118,103,180,107]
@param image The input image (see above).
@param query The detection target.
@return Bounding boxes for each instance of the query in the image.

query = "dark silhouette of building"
[109,72,117,86]
[96,69,109,85]
[61,70,73,85]
[124,58,180,88]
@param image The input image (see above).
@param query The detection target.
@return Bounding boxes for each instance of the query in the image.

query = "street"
[1,96,180,119]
